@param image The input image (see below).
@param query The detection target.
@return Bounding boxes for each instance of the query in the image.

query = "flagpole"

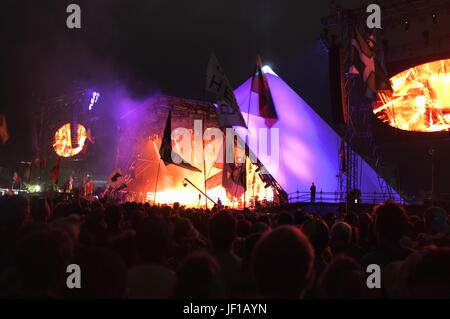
[153,159,161,205]
[202,112,208,209]
[232,74,253,209]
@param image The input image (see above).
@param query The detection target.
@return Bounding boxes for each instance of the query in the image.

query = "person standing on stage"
[84,174,94,197]
[310,182,316,204]
[12,171,22,190]
[64,175,74,193]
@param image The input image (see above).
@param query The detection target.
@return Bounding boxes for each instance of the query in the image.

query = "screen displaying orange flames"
[53,123,88,157]
[373,59,450,132]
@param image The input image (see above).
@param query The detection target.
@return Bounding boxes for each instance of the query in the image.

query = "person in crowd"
[66,246,127,299]
[423,207,450,236]
[361,201,412,268]
[301,218,331,279]
[104,204,124,241]
[174,252,224,299]
[251,226,315,298]
[30,196,51,224]
[317,255,366,299]
[1,193,449,300]
[15,230,72,298]
[330,221,364,262]
[126,215,175,298]
[208,211,244,297]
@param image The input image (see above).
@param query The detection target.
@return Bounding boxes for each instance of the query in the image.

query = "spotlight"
[262,65,278,76]
[404,19,409,31]
[432,12,437,24]
[88,91,100,111]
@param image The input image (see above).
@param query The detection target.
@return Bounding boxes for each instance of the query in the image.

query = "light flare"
[373,59,450,132]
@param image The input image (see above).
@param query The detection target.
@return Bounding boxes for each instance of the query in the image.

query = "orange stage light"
[53,122,88,157]
[373,59,450,132]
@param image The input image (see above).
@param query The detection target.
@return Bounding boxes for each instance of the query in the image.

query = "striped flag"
[251,55,278,127]
[349,27,392,93]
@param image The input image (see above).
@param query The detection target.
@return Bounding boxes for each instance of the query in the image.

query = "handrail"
[287,190,404,204]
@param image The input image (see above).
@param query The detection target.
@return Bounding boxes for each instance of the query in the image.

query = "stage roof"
[234,70,401,201]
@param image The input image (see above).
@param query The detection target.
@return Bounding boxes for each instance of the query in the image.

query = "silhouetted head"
[67,247,127,299]
[317,256,365,299]
[0,195,30,236]
[301,218,330,255]
[358,213,374,239]
[104,205,123,230]
[236,219,251,238]
[330,221,353,251]
[136,215,170,264]
[344,212,358,227]
[16,230,72,297]
[174,252,224,299]
[406,247,450,299]
[209,211,236,253]
[277,212,294,226]
[424,207,450,235]
[374,201,408,244]
[30,196,51,223]
[251,226,314,298]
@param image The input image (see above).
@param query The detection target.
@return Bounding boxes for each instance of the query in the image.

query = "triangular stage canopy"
[234,69,401,202]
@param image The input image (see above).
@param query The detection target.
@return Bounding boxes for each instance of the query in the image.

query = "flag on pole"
[0,114,10,144]
[50,158,61,185]
[348,27,392,93]
[251,55,278,127]
[159,112,201,172]
[205,171,222,190]
[205,140,247,199]
[223,162,246,200]
[206,53,247,128]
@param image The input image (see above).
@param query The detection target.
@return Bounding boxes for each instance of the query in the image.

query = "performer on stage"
[12,171,22,190]
[310,182,316,204]
[64,175,74,193]
[217,197,223,211]
[84,174,94,197]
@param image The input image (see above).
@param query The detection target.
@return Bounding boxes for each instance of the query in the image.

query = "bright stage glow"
[53,123,88,157]
[144,159,273,208]
[28,184,41,193]
[262,65,278,76]
[373,59,450,132]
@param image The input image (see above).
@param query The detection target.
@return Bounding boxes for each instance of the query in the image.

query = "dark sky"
[1,0,333,165]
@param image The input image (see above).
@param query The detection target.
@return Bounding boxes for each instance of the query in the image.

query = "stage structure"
[115,95,286,208]
[233,68,401,204]
[321,0,450,201]
[24,87,100,191]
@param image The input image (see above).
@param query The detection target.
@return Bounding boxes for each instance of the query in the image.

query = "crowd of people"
[0,194,449,299]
